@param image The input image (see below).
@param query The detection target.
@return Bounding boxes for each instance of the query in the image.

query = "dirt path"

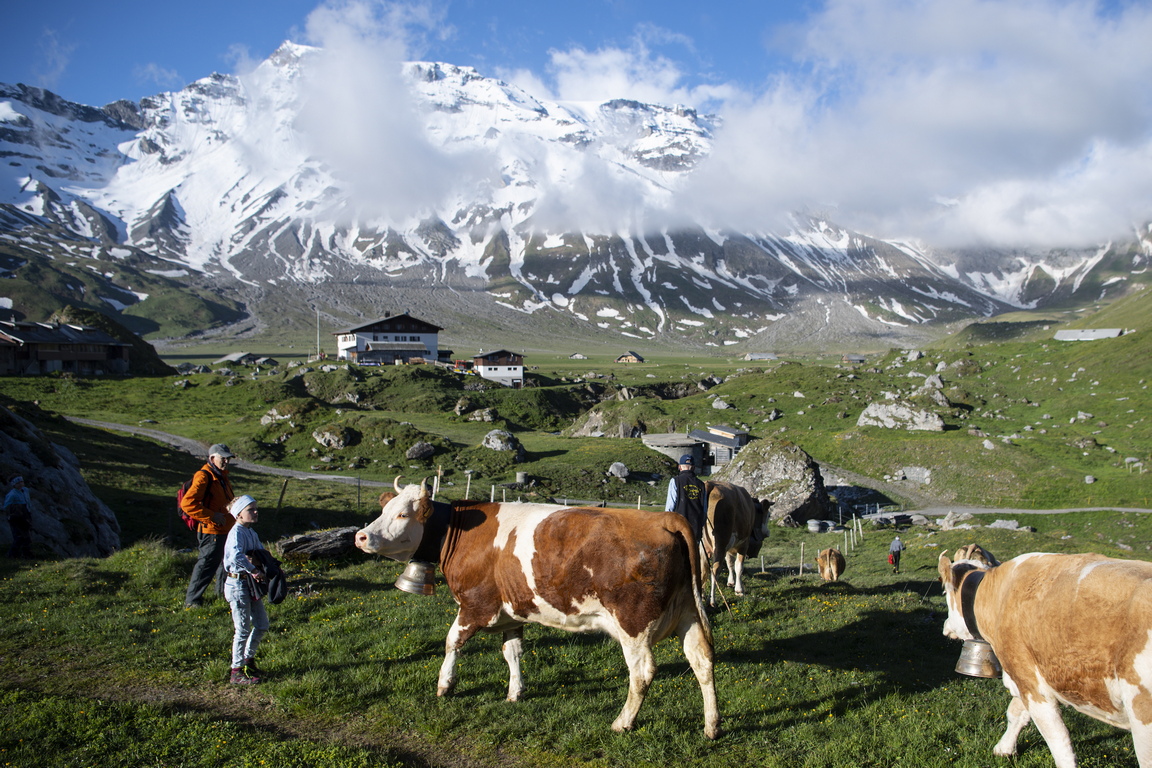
[64,417,390,488]
[822,462,1152,515]
[907,504,1152,515]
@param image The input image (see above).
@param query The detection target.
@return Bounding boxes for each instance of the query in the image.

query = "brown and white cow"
[816,547,845,582]
[701,481,766,600]
[939,549,1152,768]
[355,479,722,739]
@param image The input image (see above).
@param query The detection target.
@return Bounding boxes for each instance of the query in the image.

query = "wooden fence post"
[277,477,289,510]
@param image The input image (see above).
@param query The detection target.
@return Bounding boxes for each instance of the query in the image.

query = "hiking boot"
[184,599,203,610]
[230,667,259,685]
[242,658,263,678]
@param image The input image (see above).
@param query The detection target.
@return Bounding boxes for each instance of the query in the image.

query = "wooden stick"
[276,477,289,510]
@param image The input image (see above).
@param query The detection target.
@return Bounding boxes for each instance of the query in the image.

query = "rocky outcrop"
[312,425,354,450]
[712,438,832,525]
[608,462,629,479]
[481,429,526,463]
[467,408,498,423]
[857,401,945,431]
[406,441,436,460]
[0,405,120,556]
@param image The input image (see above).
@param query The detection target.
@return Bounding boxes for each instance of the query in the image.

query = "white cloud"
[504,25,739,111]
[294,0,489,221]
[678,0,1152,247]
[225,0,1152,249]
[133,63,183,92]
[34,29,74,92]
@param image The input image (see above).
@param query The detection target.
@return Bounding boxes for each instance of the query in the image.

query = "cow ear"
[938,554,954,586]
[377,491,396,508]
[414,495,435,524]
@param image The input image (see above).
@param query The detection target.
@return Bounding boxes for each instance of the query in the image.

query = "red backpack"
[176,470,213,531]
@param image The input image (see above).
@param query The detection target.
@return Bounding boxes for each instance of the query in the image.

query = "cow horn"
[393,476,405,494]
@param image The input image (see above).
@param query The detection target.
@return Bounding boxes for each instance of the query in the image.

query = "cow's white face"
[355,480,432,561]
[938,554,981,641]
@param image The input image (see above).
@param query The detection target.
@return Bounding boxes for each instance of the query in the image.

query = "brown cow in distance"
[816,547,845,581]
[355,479,722,739]
[940,549,1152,767]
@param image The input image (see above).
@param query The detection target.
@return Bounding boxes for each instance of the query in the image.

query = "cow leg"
[679,615,722,739]
[725,551,737,588]
[730,553,745,596]
[700,561,718,607]
[992,695,1031,757]
[1013,697,1076,768]
[437,614,480,697]
[611,637,657,734]
[502,626,525,702]
[1129,717,1152,768]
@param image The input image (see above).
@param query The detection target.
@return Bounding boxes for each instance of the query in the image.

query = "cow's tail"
[671,516,714,645]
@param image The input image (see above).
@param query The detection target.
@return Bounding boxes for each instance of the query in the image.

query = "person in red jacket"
[182,444,236,608]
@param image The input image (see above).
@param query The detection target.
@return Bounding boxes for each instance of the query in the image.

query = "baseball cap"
[209,444,235,458]
[678,454,694,465]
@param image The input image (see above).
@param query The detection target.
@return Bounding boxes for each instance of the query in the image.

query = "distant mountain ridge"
[0,42,1148,352]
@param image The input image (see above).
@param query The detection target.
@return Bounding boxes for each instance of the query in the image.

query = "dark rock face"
[406,441,436,460]
[712,438,832,525]
[0,405,120,556]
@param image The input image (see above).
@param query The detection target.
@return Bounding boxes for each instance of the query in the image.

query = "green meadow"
[1,311,1150,766]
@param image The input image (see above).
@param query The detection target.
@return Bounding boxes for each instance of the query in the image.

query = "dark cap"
[678,454,694,466]
[209,444,235,458]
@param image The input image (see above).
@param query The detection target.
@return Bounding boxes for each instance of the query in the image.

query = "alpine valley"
[1,42,1148,354]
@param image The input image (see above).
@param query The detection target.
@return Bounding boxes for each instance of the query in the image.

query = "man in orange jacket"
[182,444,237,608]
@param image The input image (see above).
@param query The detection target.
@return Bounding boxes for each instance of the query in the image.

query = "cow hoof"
[437,685,455,697]
[705,724,724,740]
[611,719,634,733]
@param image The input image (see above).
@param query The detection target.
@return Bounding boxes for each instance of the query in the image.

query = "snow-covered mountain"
[0,42,1146,350]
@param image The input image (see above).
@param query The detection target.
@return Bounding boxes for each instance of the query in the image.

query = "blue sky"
[4,0,1152,247]
[2,0,812,109]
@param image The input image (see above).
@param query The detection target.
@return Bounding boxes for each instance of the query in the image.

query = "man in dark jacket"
[4,476,32,558]
[182,444,236,608]
[664,454,707,544]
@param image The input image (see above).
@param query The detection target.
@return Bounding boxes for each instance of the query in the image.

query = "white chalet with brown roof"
[334,313,444,365]
[473,349,524,388]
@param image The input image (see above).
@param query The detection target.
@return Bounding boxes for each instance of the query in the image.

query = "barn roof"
[337,312,443,334]
[0,320,126,347]
[688,428,744,449]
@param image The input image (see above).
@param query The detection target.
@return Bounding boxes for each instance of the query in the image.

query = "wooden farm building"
[0,320,130,376]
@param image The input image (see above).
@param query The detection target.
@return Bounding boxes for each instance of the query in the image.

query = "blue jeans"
[226,576,269,668]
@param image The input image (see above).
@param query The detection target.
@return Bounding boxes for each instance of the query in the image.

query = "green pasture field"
[1,418,1149,767]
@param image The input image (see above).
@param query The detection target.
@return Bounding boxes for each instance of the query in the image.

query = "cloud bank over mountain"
[287,0,1152,249]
